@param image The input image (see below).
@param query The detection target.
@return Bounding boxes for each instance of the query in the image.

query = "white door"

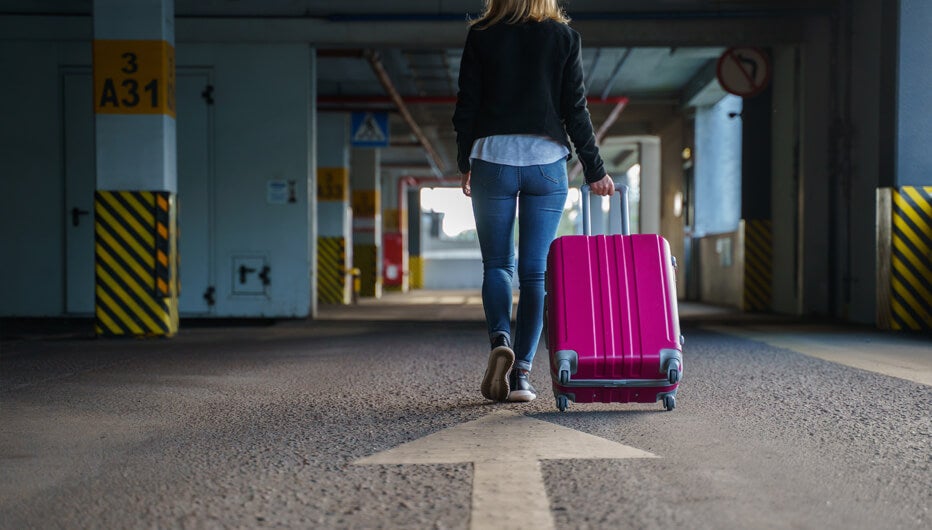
[64,72,96,315]
[177,72,213,314]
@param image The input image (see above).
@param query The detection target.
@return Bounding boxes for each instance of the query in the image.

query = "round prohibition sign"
[716,47,772,98]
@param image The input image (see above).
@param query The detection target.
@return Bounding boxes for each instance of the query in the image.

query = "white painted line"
[705,325,932,386]
[355,410,657,529]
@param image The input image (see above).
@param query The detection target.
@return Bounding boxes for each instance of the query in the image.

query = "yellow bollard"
[349,267,361,304]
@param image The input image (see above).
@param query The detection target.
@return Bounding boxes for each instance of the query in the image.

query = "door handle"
[71,207,90,227]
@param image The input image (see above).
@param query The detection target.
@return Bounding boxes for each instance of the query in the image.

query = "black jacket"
[452,19,606,183]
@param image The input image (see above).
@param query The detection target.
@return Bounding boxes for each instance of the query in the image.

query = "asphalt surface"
[1,316,929,529]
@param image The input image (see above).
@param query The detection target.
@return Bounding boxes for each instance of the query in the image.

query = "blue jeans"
[470,158,568,371]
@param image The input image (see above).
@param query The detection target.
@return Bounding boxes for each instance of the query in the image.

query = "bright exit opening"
[419,164,643,241]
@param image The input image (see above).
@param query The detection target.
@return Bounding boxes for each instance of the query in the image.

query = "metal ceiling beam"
[1,15,815,46]
[680,58,727,108]
[600,48,633,100]
[586,48,603,86]
[364,49,447,179]
[316,95,631,106]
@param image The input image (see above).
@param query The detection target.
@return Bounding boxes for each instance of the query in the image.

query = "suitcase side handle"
[581,182,630,236]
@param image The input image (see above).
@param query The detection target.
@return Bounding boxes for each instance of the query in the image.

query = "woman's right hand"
[589,174,615,196]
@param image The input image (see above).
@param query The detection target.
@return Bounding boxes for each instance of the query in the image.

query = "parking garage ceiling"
[3,0,837,176]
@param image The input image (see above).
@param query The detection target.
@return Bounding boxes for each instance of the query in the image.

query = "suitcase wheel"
[663,395,676,411]
[665,358,682,385]
[559,368,571,385]
[556,395,569,412]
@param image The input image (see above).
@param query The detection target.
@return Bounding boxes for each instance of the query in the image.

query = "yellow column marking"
[95,225,155,284]
[96,287,145,335]
[893,232,930,274]
[94,301,123,335]
[97,244,165,322]
[97,266,160,332]
[99,194,156,249]
[122,192,157,231]
[894,192,929,233]
[903,187,932,217]
[318,167,349,201]
[93,40,176,117]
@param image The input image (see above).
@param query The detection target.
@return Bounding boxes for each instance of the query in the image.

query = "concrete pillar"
[741,79,774,313]
[317,113,352,305]
[351,148,382,298]
[771,46,802,316]
[897,0,932,188]
[693,96,743,236]
[639,138,662,236]
[659,119,686,298]
[407,187,424,289]
[876,0,932,330]
[92,0,178,336]
[800,17,833,317]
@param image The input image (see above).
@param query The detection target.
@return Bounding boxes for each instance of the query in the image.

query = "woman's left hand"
[461,172,472,196]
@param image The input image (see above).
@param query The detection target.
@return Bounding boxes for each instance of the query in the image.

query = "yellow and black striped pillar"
[317,166,351,305]
[352,242,379,298]
[317,236,347,305]
[887,187,932,330]
[352,188,381,298]
[742,219,773,312]
[95,191,178,336]
[92,2,178,336]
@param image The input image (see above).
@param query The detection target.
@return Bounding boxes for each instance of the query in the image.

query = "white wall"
[178,43,315,317]
[0,38,317,318]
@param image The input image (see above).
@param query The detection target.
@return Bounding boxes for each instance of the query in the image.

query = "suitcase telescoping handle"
[581,182,630,236]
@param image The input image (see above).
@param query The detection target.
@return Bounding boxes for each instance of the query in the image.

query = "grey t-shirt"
[470,134,570,167]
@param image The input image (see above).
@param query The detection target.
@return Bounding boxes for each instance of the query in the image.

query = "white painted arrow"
[355,410,657,530]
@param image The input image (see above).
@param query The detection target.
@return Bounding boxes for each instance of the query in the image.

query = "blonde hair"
[470,0,570,29]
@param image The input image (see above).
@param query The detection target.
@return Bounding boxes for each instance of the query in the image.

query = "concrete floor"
[1,291,929,529]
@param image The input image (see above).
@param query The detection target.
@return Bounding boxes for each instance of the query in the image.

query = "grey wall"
[843,0,889,323]
[698,230,743,308]
[0,42,89,316]
[800,17,833,317]
[770,45,801,315]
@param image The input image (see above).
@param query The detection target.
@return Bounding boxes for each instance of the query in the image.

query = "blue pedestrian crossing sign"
[351,112,390,147]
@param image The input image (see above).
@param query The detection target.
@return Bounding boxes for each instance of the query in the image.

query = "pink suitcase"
[545,184,684,412]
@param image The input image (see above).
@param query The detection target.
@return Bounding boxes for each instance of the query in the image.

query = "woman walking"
[453,0,614,402]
